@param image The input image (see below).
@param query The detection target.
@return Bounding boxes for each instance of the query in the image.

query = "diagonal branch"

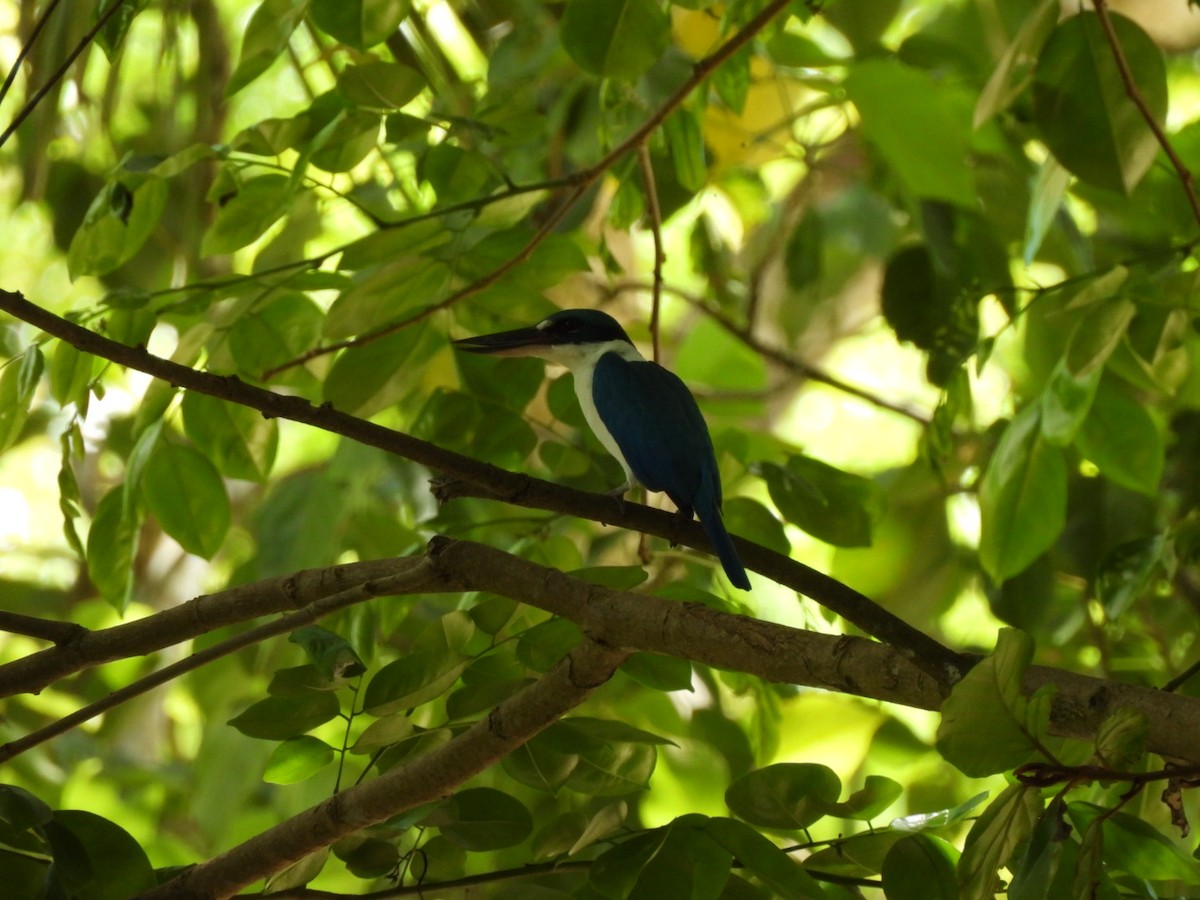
[0,287,964,682]
[1091,0,1200,232]
[139,637,630,899]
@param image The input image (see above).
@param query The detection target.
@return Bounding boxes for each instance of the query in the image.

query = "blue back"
[591,352,721,515]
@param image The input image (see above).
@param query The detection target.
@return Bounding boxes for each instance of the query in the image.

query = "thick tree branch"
[0,558,409,699]
[0,288,964,683]
[139,638,630,899]
[0,561,434,763]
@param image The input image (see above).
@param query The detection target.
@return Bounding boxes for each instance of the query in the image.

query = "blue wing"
[592,353,750,590]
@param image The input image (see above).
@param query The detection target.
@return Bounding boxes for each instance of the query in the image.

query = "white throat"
[541,340,644,485]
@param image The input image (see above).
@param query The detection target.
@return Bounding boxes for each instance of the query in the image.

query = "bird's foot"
[606,481,632,517]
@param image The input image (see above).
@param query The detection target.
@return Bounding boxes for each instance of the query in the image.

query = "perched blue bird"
[454,308,750,590]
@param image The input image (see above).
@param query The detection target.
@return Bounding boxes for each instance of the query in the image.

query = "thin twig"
[0,0,130,150]
[0,565,430,764]
[263,0,792,375]
[0,0,64,109]
[636,142,665,362]
[1091,0,1200,232]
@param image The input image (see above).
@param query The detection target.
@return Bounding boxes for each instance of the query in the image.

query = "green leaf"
[958,785,1044,900]
[705,817,827,899]
[974,0,1059,128]
[227,692,341,740]
[1039,356,1101,446]
[337,60,424,110]
[97,0,151,59]
[425,788,533,851]
[227,0,310,95]
[201,174,292,256]
[1023,155,1072,265]
[1065,297,1136,377]
[86,486,142,612]
[289,625,367,680]
[756,456,876,548]
[825,775,903,821]
[0,784,53,830]
[181,391,278,482]
[619,653,694,692]
[665,108,707,192]
[1033,12,1166,193]
[1093,707,1148,770]
[310,0,411,49]
[42,810,155,899]
[936,628,1048,777]
[324,258,451,338]
[229,292,325,379]
[845,59,973,206]
[978,406,1067,581]
[724,763,842,831]
[143,442,231,558]
[1095,535,1164,619]
[0,348,43,452]
[263,736,337,784]
[503,718,663,796]
[891,792,989,833]
[49,340,95,409]
[1069,803,1200,885]
[516,618,584,672]
[310,111,381,173]
[881,834,958,900]
[560,0,669,81]
[67,176,167,278]
[1075,381,1163,494]
[324,323,437,418]
[590,816,733,900]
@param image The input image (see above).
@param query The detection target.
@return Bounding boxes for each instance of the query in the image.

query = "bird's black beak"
[453,325,550,358]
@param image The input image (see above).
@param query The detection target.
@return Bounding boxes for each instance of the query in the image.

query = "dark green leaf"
[1095,535,1163,618]
[289,625,367,680]
[425,788,533,851]
[0,785,53,831]
[1033,13,1166,193]
[1065,297,1136,377]
[143,442,231,558]
[229,292,325,379]
[1039,356,1101,446]
[516,618,584,672]
[97,0,150,59]
[959,785,1044,900]
[324,258,450,338]
[560,0,669,80]
[310,0,411,49]
[0,348,43,452]
[880,834,958,900]
[227,692,341,740]
[724,763,842,831]
[619,653,693,692]
[338,61,424,110]
[978,407,1067,582]
[43,810,155,899]
[664,108,707,192]
[49,340,95,409]
[334,836,401,878]
[756,456,876,547]
[1069,803,1200,884]
[324,323,437,417]
[825,775,903,821]
[310,111,381,173]
[705,817,827,899]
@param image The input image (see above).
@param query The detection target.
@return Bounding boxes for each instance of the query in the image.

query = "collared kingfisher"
[454,308,751,591]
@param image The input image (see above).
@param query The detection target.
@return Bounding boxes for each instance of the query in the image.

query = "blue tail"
[696,501,751,591]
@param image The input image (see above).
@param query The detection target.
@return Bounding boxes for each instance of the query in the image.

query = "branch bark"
[139,638,630,899]
[0,287,965,683]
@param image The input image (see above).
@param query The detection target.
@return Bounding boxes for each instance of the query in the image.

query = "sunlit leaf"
[143,442,231,558]
[228,0,310,95]
[959,785,1044,900]
[937,628,1050,777]
[978,406,1066,582]
[310,0,411,49]
[68,177,167,278]
[182,391,278,482]
[1033,12,1166,193]
[263,736,337,784]
[201,174,292,256]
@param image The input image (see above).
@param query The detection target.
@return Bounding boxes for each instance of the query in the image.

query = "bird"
[454,308,751,590]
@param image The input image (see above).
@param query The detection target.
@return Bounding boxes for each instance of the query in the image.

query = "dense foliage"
[1,0,1199,897]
